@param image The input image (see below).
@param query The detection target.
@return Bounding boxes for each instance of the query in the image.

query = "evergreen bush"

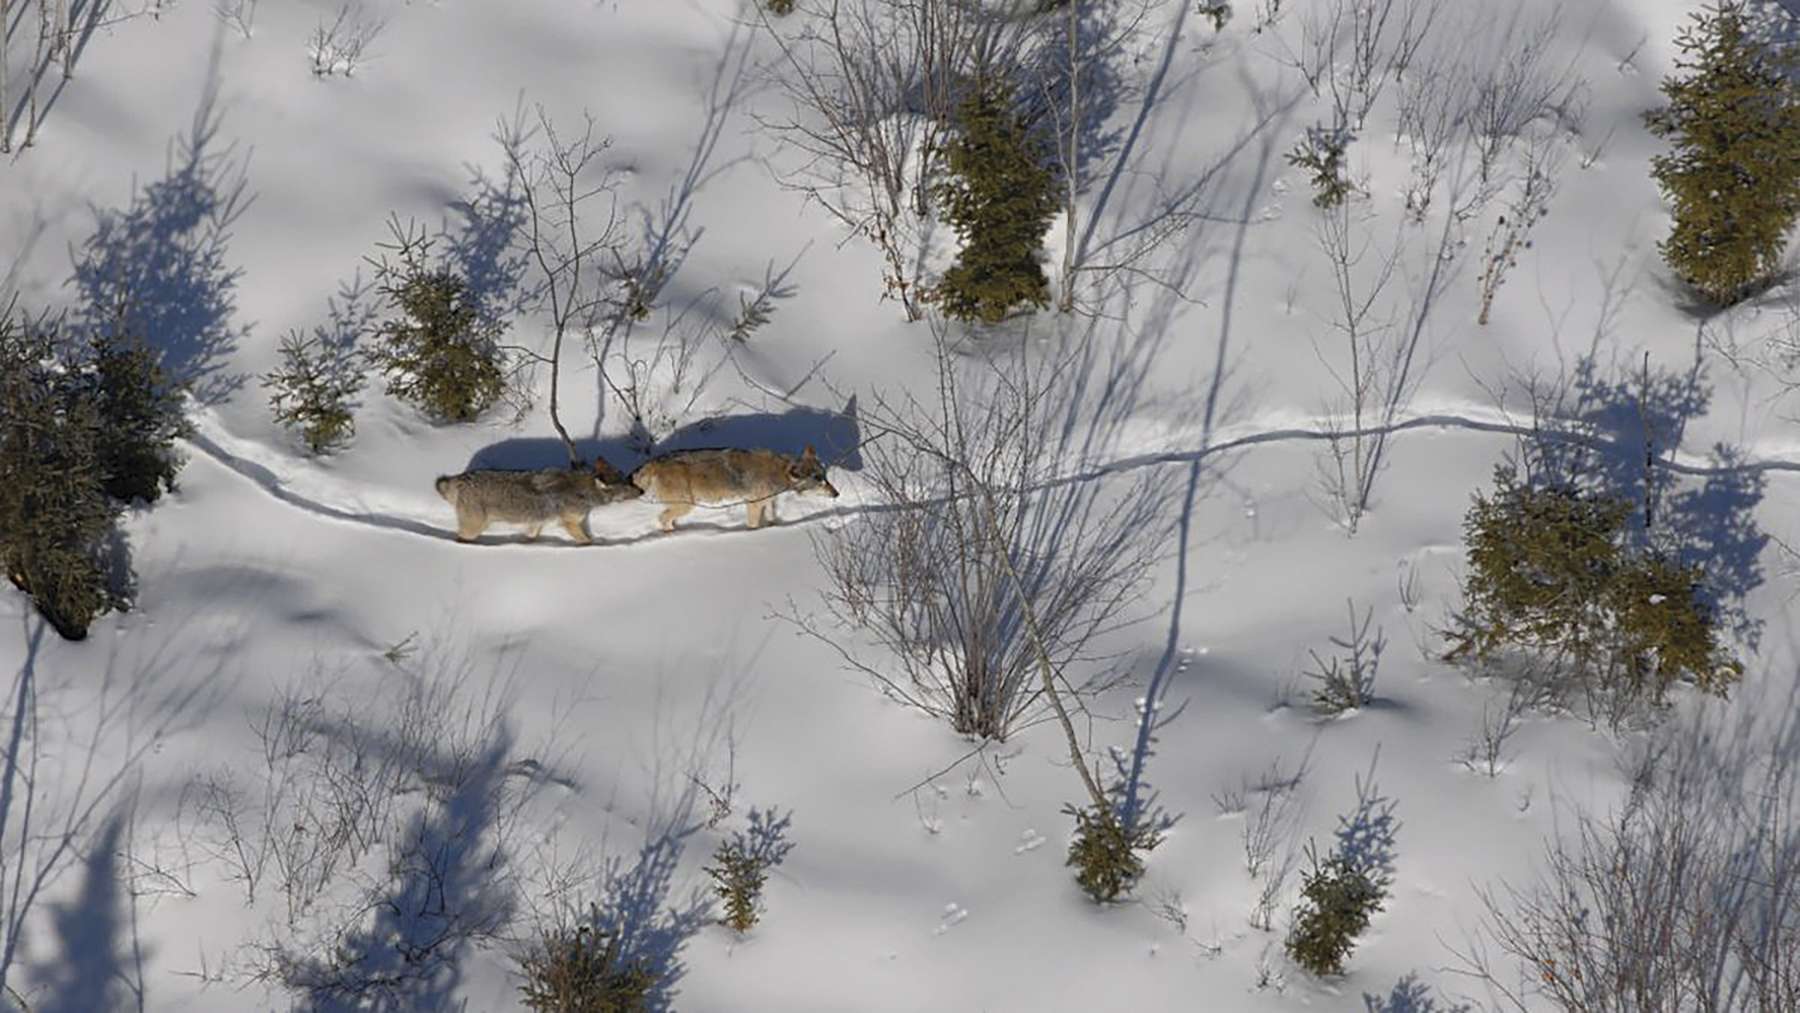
[1445,465,1741,715]
[705,808,795,934]
[1286,842,1385,976]
[0,314,125,640]
[365,218,508,423]
[933,77,1059,324]
[1064,802,1161,903]
[80,327,192,504]
[1644,2,1800,305]
[264,329,364,454]
[516,907,655,1013]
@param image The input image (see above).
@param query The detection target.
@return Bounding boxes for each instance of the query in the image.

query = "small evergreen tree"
[80,327,192,504]
[1643,2,1800,305]
[516,906,655,1013]
[1064,802,1161,903]
[365,217,508,423]
[705,808,795,934]
[933,76,1060,324]
[0,314,125,640]
[264,329,364,455]
[1286,841,1385,976]
[1445,465,1741,713]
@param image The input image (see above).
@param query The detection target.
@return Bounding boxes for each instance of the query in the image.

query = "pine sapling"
[705,808,795,934]
[264,329,365,454]
[932,76,1060,323]
[1286,840,1385,976]
[364,216,509,424]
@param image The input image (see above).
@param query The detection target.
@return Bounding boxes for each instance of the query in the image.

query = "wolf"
[629,445,839,532]
[435,458,642,543]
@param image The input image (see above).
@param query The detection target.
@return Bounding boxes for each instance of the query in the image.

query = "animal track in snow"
[933,902,969,935]
[1014,828,1047,854]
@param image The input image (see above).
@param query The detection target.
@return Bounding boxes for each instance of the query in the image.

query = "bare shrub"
[1475,132,1563,326]
[309,1,385,78]
[790,318,1170,742]
[1455,680,1529,777]
[755,0,994,319]
[1456,681,1800,1011]
[182,645,557,1006]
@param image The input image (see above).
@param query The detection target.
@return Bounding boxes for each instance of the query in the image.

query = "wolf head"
[592,456,645,501]
[788,445,839,499]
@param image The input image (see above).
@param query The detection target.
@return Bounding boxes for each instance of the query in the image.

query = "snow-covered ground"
[4,1,1798,1010]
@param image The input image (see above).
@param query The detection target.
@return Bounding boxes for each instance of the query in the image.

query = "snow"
[3,0,1797,1010]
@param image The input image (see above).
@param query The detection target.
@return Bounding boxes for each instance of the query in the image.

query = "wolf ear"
[593,457,623,483]
[801,444,818,463]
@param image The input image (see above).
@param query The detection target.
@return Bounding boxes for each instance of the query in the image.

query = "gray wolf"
[435,458,642,543]
[629,445,839,532]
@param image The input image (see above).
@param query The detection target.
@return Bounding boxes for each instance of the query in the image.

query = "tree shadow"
[464,397,863,476]
[281,730,516,1013]
[25,810,146,1013]
[1508,348,1768,648]
[1333,751,1399,889]
[443,108,534,333]
[0,605,225,1007]
[1364,972,1472,1013]
[67,36,252,406]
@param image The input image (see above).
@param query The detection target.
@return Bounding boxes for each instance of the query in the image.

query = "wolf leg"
[745,501,764,529]
[561,512,593,545]
[524,521,545,541]
[456,512,486,542]
[658,503,693,532]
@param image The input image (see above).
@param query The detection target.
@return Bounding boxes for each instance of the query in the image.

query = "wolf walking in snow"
[436,458,642,543]
[629,445,839,532]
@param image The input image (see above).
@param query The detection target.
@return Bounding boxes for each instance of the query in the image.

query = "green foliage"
[1197,3,1233,31]
[0,313,126,640]
[365,218,508,424]
[705,808,795,934]
[516,907,654,1013]
[1287,125,1354,209]
[1643,2,1800,305]
[79,328,192,504]
[1064,803,1161,903]
[933,77,1059,324]
[761,0,795,14]
[1286,842,1385,976]
[1446,465,1742,712]
[264,330,364,455]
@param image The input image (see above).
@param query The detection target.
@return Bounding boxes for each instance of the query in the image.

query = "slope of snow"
[2,1,1796,1010]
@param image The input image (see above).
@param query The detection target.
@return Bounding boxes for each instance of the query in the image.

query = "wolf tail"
[434,475,454,501]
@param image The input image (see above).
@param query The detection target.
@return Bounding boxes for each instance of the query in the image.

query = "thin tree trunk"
[975,481,1109,814]
[54,0,67,78]
[24,0,42,147]
[548,326,577,467]
[1,0,11,154]
[1057,0,1080,313]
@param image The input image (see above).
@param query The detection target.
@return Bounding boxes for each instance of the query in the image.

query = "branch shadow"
[67,35,252,406]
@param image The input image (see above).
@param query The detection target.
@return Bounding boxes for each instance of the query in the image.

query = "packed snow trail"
[184,400,1800,547]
